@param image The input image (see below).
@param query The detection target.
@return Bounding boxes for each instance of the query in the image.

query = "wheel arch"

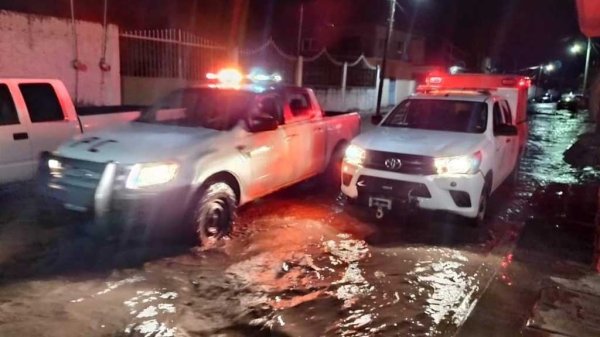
[199,171,242,205]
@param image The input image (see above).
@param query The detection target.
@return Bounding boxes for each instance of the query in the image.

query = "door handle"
[285,134,298,140]
[13,132,28,140]
[506,139,511,143]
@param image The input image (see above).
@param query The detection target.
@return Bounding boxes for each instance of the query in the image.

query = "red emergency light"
[423,74,531,90]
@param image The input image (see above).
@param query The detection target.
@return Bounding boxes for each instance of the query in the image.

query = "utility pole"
[374,0,396,122]
[296,3,304,56]
[584,37,592,92]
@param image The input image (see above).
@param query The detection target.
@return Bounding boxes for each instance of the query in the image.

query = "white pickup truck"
[0,79,139,185]
[341,74,530,225]
[38,81,360,242]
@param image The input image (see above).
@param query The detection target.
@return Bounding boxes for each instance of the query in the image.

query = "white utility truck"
[0,79,139,185]
[37,70,360,242]
[341,74,530,224]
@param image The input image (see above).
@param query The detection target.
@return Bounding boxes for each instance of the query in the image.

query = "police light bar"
[427,76,443,85]
[206,68,244,86]
[206,68,283,85]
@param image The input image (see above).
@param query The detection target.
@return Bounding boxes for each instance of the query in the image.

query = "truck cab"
[38,71,360,243]
[0,79,81,184]
[341,74,529,224]
[0,79,141,186]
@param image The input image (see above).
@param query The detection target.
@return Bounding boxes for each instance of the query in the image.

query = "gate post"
[341,62,348,101]
[295,56,304,86]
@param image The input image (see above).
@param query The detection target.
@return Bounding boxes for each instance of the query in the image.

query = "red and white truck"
[341,73,530,224]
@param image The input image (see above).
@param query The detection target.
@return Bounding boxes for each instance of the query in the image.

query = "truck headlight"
[126,162,179,189]
[434,152,482,175]
[48,159,62,170]
[344,144,366,166]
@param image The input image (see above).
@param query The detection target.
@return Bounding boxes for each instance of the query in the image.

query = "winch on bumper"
[341,163,486,218]
[36,154,191,232]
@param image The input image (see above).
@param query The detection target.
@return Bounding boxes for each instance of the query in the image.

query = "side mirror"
[248,114,279,132]
[371,115,383,125]
[494,124,518,136]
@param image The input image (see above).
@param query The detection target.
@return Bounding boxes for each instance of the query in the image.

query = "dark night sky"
[0,0,588,81]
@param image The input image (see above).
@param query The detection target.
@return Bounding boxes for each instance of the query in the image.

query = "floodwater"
[0,106,596,337]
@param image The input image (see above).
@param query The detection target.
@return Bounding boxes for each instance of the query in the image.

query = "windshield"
[136,88,255,130]
[382,99,488,133]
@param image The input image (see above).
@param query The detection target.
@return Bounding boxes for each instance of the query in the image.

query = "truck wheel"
[470,185,490,227]
[191,182,237,245]
[322,143,347,188]
[507,151,523,186]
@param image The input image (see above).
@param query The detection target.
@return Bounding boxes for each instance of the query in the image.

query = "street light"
[570,38,592,91]
[570,43,584,55]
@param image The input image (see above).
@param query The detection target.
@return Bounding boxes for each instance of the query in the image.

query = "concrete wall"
[315,79,416,112]
[122,77,208,105]
[0,10,120,106]
[123,76,416,112]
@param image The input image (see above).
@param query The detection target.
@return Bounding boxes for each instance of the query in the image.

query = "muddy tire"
[190,182,237,245]
[322,142,347,188]
[469,184,490,227]
[507,151,523,186]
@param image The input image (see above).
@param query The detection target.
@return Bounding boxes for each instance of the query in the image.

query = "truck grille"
[51,157,107,189]
[364,150,436,175]
[356,175,431,199]
[47,156,108,209]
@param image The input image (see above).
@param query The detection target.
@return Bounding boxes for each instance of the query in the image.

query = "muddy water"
[0,107,594,337]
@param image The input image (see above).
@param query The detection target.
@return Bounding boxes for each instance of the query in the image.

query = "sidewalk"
[457,183,600,337]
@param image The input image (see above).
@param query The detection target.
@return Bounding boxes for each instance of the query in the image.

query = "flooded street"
[0,106,597,337]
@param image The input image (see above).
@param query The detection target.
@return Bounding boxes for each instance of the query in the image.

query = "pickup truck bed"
[77,106,144,133]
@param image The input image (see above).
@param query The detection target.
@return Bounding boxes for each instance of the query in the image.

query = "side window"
[501,101,513,125]
[257,95,282,124]
[0,84,19,126]
[493,102,504,127]
[19,83,64,123]
[287,93,311,118]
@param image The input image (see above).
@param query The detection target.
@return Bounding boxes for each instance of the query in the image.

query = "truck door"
[281,90,321,181]
[500,100,519,172]
[18,83,80,161]
[0,83,34,184]
[244,94,290,198]
[491,102,509,189]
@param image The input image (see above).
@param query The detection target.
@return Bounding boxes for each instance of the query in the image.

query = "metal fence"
[239,40,297,85]
[120,29,228,80]
[120,30,378,88]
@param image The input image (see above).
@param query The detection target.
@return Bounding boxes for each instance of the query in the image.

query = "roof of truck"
[188,83,305,94]
[410,90,493,102]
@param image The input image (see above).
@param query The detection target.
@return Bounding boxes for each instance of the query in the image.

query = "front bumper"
[37,156,191,232]
[340,163,485,218]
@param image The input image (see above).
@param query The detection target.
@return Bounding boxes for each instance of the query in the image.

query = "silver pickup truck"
[38,83,360,243]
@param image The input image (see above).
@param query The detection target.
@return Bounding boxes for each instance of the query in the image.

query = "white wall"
[0,10,120,106]
[315,79,416,112]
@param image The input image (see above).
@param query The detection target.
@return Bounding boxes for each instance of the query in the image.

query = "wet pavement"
[0,106,598,337]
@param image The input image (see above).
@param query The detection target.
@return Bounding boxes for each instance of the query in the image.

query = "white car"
[341,88,522,224]
[38,78,360,242]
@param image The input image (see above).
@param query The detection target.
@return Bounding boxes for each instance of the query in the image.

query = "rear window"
[19,83,64,123]
[383,99,488,134]
[137,88,256,131]
[0,84,19,125]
